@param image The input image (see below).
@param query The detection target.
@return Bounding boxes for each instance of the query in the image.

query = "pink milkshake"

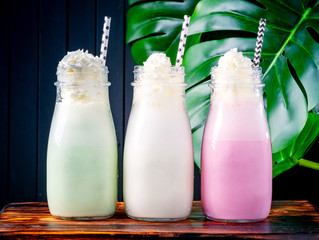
[201,49,272,222]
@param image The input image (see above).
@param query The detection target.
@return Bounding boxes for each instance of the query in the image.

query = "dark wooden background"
[0,0,318,210]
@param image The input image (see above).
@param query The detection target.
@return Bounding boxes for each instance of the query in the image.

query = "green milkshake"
[47,50,117,220]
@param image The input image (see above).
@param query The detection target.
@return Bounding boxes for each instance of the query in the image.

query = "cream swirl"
[135,52,184,84]
[212,48,256,83]
[57,49,104,76]
[211,48,262,98]
[143,52,172,74]
[218,48,252,70]
[211,48,263,89]
[56,49,108,104]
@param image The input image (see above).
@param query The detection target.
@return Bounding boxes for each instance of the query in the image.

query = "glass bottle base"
[53,213,114,221]
[127,214,187,222]
[206,216,266,223]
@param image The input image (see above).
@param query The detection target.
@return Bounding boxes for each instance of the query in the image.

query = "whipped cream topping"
[143,52,172,74]
[56,50,109,104]
[57,49,105,76]
[211,48,263,98]
[140,53,172,81]
[218,48,252,71]
[132,53,185,106]
[135,53,184,83]
[212,48,258,84]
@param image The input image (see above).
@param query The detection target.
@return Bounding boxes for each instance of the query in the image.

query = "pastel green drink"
[47,50,117,220]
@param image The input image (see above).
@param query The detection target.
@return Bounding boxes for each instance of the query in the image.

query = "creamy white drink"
[124,53,194,221]
[47,50,117,220]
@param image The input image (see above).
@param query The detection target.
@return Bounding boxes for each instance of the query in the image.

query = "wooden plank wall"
[0,0,318,210]
[0,0,130,208]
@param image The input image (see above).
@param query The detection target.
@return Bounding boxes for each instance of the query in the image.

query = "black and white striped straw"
[176,15,191,67]
[253,18,266,67]
[100,16,111,66]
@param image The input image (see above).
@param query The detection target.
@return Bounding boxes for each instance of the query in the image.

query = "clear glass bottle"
[201,66,272,222]
[47,66,118,220]
[124,66,194,221]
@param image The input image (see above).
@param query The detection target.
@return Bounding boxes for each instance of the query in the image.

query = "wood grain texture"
[0,201,318,239]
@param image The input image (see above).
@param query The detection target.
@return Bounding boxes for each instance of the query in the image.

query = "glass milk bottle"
[124,54,194,221]
[201,64,272,222]
[47,62,117,220]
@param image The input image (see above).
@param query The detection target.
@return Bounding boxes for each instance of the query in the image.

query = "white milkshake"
[124,53,194,221]
[47,50,117,220]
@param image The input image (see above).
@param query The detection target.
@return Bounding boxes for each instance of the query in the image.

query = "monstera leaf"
[127,0,319,177]
[185,0,319,176]
[126,0,201,65]
[272,113,319,177]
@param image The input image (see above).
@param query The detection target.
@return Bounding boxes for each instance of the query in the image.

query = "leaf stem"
[299,158,319,170]
[263,8,312,78]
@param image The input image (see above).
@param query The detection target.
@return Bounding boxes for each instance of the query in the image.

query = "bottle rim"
[132,65,186,86]
[208,82,265,89]
[209,65,265,88]
[55,66,111,87]
[133,65,185,73]
[56,65,109,75]
[54,81,111,87]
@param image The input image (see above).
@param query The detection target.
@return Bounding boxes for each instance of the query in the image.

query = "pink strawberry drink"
[201,49,272,222]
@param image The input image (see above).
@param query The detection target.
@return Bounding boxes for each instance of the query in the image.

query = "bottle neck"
[56,67,110,87]
[210,66,263,87]
[209,66,264,99]
[132,83,186,107]
[132,65,186,106]
[55,71,110,104]
[133,65,185,85]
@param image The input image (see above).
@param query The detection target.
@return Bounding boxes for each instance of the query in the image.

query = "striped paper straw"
[100,16,111,66]
[176,15,191,67]
[253,18,266,67]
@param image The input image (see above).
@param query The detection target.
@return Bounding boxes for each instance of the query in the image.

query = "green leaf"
[299,158,319,170]
[273,113,319,177]
[192,124,205,169]
[126,0,319,177]
[186,81,210,168]
[185,0,319,168]
[127,0,201,65]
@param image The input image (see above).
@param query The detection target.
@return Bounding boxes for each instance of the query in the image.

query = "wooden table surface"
[0,201,319,239]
